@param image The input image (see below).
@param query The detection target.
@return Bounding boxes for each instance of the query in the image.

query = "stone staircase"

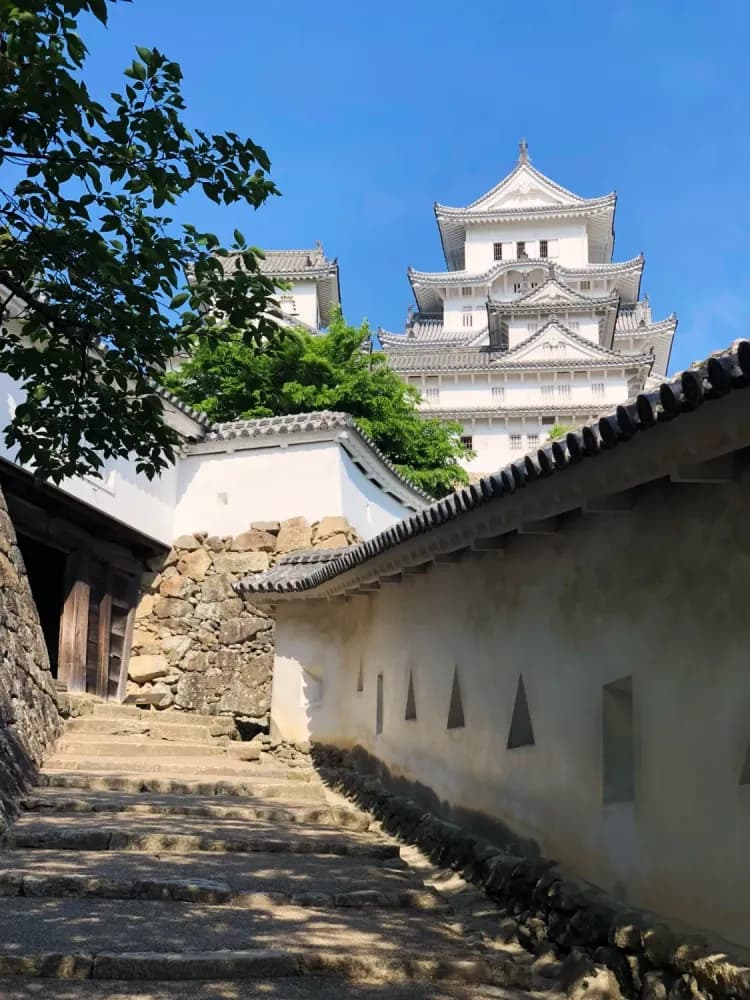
[0,702,538,999]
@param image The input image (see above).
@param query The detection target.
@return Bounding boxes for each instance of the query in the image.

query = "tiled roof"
[153,385,212,431]
[383,322,653,374]
[238,338,750,597]
[195,411,432,504]
[258,248,336,277]
[615,309,677,334]
[207,411,352,441]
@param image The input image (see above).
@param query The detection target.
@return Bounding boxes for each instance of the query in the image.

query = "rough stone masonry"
[0,485,62,835]
[130,515,359,724]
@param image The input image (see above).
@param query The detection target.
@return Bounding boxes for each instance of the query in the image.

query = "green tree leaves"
[164,309,471,498]
[0,0,280,482]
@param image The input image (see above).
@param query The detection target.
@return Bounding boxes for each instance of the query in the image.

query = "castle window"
[493,242,503,261]
[516,241,527,259]
[510,433,522,451]
[460,435,473,449]
[461,286,473,296]
[539,239,548,258]
[591,383,605,399]
[425,387,440,403]
[491,386,505,402]
[580,279,591,291]
[541,385,555,399]
[541,415,556,425]
[526,433,539,448]
[462,310,473,328]
[557,384,571,399]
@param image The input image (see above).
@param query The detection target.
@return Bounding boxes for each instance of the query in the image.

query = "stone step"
[0,849,440,910]
[42,755,269,776]
[64,717,237,742]
[0,980,507,1000]
[4,813,400,858]
[51,735,257,759]
[21,789,370,830]
[38,771,324,799]
[88,705,240,731]
[0,898,497,985]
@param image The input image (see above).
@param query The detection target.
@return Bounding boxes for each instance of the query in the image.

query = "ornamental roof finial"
[518,138,529,164]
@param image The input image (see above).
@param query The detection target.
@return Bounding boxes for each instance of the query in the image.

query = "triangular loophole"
[447,666,465,729]
[507,674,534,748]
[356,659,364,693]
[405,669,417,721]
[740,743,750,785]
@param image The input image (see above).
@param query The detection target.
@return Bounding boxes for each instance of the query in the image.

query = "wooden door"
[59,554,138,701]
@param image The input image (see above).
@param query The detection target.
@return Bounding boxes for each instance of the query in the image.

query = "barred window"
[591,383,605,399]
[541,385,555,399]
[460,435,473,449]
[493,242,503,261]
[527,433,539,448]
[580,279,591,291]
[557,384,571,399]
[461,286,473,296]
[425,387,440,403]
[491,386,505,401]
[539,239,548,258]
[510,433,523,451]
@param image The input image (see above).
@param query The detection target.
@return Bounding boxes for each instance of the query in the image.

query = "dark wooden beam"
[671,455,736,484]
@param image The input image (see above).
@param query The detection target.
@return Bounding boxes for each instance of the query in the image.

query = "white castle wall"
[270,463,750,948]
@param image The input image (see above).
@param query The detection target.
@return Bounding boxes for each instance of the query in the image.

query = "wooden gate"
[58,552,138,700]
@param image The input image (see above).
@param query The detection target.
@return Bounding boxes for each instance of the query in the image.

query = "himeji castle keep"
[380,141,677,475]
[5,139,750,995]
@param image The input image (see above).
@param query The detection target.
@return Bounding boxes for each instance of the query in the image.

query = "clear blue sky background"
[85,0,749,373]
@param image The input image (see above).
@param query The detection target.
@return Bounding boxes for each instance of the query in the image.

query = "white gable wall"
[174,441,419,539]
[464,221,588,272]
[276,280,320,330]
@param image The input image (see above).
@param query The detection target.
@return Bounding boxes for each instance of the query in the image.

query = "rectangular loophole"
[602,676,635,804]
[376,673,384,735]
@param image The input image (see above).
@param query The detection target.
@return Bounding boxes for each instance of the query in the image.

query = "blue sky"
[85,0,749,372]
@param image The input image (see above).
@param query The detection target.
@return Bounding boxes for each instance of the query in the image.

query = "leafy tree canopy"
[0,0,280,482]
[164,310,472,498]
[546,423,575,441]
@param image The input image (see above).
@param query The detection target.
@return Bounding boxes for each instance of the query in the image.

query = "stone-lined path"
[0,703,538,999]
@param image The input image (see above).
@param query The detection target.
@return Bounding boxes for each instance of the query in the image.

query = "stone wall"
[0,486,61,834]
[130,516,358,723]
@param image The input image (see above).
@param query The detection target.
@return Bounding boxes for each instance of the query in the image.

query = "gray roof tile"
[237,338,750,597]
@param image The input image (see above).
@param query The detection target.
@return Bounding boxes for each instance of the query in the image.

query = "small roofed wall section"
[0,483,62,834]
[130,516,359,723]
[0,371,192,548]
[269,461,750,950]
[174,439,420,541]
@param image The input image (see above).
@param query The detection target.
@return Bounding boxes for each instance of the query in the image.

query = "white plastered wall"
[174,440,419,539]
[270,470,750,948]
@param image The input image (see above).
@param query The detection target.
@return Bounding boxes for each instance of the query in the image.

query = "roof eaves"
[236,338,750,598]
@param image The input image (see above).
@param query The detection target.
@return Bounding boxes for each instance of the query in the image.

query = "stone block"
[153,598,191,619]
[313,533,349,549]
[173,534,201,551]
[212,551,269,575]
[251,521,280,534]
[159,573,193,599]
[131,628,155,650]
[230,529,276,553]
[177,547,212,582]
[218,616,268,645]
[135,594,155,620]
[194,597,243,620]
[275,516,312,555]
[159,634,192,663]
[313,516,350,540]
[128,654,169,683]
[200,573,236,602]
